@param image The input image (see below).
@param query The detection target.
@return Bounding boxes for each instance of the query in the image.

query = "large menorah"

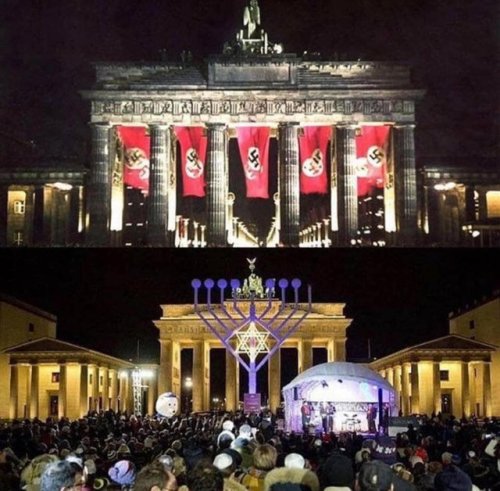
[192,259,312,395]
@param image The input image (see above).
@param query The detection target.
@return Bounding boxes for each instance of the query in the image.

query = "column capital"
[206,122,227,130]
[394,123,416,128]
[335,123,358,129]
[149,123,170,130]
[89,122,112,129]
[278,121,300,127]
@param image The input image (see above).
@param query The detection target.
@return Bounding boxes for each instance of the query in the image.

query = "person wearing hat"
[434,453,472,491]
[318,454,354,491]
[108,459,137,490]
[218,421,236,450]
[213,452,248,491]
[263,452,319,491]
[357,461,394,491]
[40,460,85,491]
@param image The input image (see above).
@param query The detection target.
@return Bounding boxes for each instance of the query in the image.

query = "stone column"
[102,367,109,410]
[148,125,170,246]
[58,363,67,419]
[410,362,420,414]
[91,365,99,411]
[206,124,227,246]
[192,341,205,412]
[432,362,441,415]
[461,361,470,417]
[335,339,346,362]
[80,364,89,417]
[278,123,300,246]
[109,369,118,412]
[327,340,335,362]
[387,367,394,387]
[147,371,157,416]
[159,340,173,394]
[69,186,81,244]
[394,124,418,245]
[298,340,313,373]
[30,364,39,418]
[268,347,281,413]
[33,186,46,245]
[225,347,238,412]
[87,123,111,245]
[9,364,19,419]
[335,125,358,245]
[401,363,410,415]
[483,362,492,417]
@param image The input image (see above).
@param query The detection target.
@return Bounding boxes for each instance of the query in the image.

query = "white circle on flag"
[355,158,369,177]
[367,145,385,168]
[185,148,204,179]
[302,148,324,177]
[245,146,261,180]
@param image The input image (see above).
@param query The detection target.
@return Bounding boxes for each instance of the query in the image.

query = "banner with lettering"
[174,126,207,197]
[236,127,270,199]
[355,125,390,197]
[117,126,150,193]
[299,126,331,194]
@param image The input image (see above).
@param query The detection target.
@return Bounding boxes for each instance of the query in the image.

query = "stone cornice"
[9,350,134,369]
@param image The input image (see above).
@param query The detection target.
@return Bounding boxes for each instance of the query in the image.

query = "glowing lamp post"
[192,259,311,397]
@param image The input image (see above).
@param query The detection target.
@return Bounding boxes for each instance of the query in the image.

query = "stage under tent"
[282,362,398,434]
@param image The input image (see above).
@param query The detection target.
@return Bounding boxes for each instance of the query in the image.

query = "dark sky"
[2,0,498,163]
[1,248,499,364]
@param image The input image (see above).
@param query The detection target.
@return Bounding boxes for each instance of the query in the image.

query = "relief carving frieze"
[91,98,414,117]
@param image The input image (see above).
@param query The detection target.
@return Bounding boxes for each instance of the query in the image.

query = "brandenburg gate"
[82,0,424,247]
[154,299,351,413]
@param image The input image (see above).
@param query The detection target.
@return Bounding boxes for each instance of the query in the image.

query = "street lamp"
[184,377,193,413]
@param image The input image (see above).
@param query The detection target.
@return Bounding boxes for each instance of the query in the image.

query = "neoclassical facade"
[154,301,351,413]
[0,294,158,420]
[371,335,495,418]
[80,0,424,248]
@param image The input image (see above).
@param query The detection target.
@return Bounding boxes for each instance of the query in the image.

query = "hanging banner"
[355,126,390,197]
[174,127,207,197]
[117,126,150,193]
[299,126,331,194]
[236,127,270,199]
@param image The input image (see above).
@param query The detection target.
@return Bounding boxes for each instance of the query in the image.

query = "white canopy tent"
[282,362,398,433]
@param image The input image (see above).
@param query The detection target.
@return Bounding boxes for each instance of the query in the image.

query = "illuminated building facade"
[80,0,425,248]
[448,292,500,415]
[421,166,500,247]
[0,1,497,247]
[0,294,157,420]
[370,335,494,418]
[155,301,351,413]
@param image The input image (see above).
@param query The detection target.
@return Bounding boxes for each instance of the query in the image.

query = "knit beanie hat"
[108,460,136,486]
[320,454,354,488]
[213,452,233,470]
[358,460,393,491]
[284,453,305,469]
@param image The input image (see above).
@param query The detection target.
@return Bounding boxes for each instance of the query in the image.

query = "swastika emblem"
[367,145,385,168]
[302,148,324,177]
[245,146,262,180]
[185,148,204,179]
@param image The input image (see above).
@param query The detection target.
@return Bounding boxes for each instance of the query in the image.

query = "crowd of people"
[0,409,499,491]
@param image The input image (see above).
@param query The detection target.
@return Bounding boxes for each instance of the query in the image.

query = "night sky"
[1,2,498,400]
[1,249,499,363]
[2,0,498,164]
